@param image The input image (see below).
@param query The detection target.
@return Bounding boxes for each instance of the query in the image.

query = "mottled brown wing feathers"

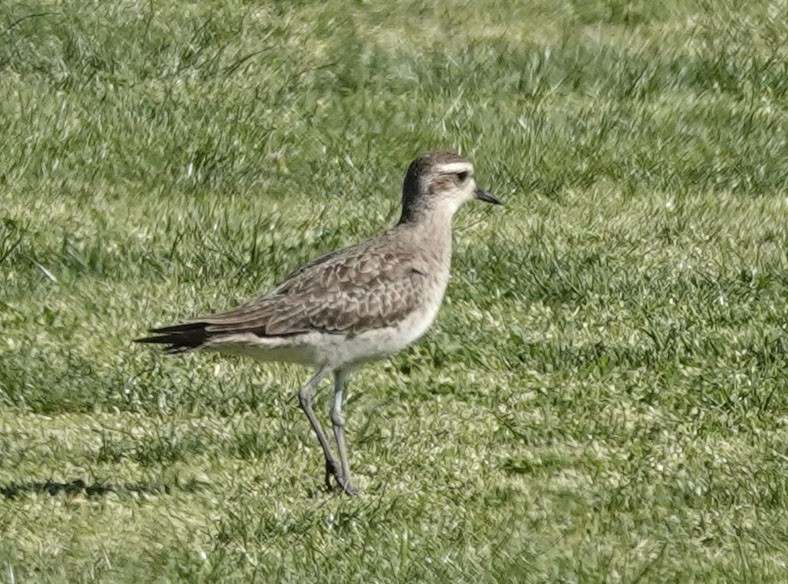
[203,241,425,337]
[137,236,428,350]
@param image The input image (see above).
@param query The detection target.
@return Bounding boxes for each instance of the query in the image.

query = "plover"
[137,152,500,495]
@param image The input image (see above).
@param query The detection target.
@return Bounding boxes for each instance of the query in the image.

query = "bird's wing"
[205,239,426,336]
[138,236,429,350]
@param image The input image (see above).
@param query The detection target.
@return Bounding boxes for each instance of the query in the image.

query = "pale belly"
[315,296,442,366]
[202,278,447,369]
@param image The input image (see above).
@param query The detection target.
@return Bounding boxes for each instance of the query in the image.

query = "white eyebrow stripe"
[435,162,473,175]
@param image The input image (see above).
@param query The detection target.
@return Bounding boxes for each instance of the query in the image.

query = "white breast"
[315,270,449,367]
[202,238,453,370]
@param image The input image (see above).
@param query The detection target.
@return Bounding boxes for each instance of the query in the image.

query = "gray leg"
[331,368,356,495]
[298,365,340,491]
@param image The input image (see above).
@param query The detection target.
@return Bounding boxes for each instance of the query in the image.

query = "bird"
[136,152,501,495]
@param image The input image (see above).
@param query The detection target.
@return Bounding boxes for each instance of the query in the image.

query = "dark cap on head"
[399,152,473,223]
[400,152,500,223]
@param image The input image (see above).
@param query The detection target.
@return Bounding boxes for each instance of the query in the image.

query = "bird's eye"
[456,172,468,182]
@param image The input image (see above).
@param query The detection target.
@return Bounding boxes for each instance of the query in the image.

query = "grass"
[1,0,786,581]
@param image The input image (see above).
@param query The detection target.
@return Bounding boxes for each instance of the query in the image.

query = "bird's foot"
[324,459,338,491]
[323,460,357,495]
[336,476,357,496]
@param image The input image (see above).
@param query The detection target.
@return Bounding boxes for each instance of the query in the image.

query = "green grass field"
[1,0,787,581]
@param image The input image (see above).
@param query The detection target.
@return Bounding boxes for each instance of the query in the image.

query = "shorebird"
[137,152,500,495]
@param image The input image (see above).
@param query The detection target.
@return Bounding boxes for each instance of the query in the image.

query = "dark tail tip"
[135,322,209,353]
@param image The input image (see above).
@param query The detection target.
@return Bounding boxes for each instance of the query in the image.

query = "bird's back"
[137,222,452,363]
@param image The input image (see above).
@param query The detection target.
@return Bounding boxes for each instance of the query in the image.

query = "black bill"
[474,187,502,205]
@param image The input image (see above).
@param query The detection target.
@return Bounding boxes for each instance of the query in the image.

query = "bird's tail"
[134,322,209,354]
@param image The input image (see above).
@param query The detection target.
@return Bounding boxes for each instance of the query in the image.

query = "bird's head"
[399,152,500,223]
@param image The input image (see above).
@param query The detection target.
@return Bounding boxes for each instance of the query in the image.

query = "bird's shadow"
[0,478,207,500]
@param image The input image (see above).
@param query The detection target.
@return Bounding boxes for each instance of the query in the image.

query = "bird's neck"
[396,207,454,268]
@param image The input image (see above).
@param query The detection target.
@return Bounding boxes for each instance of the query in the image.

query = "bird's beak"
[474,187,502,205]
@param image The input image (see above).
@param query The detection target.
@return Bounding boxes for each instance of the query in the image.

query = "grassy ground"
[1,0,787,581]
